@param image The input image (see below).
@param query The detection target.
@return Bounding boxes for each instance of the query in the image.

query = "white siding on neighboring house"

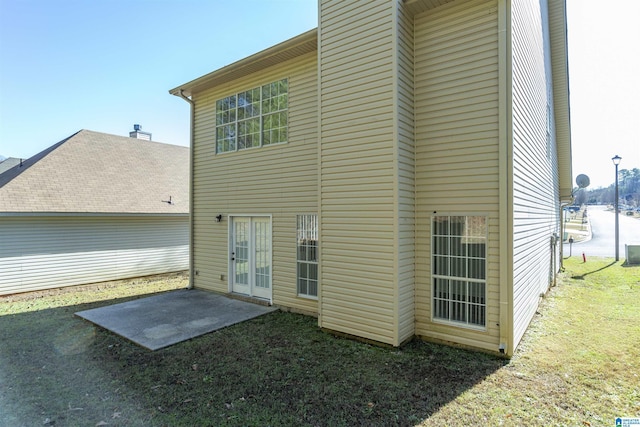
[413,0,502,352]
[510,0,561,347]
[0,216,188,295]
[190,52,318,314]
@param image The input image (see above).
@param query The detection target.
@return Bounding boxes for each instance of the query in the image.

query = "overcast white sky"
[0,0,638,189]
[566,0,640,188]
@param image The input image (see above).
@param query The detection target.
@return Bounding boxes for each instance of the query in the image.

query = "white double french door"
[230,216,272,300]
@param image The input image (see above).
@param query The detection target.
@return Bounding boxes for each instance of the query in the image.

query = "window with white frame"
[297,214,318,298]
[432,215,487,328]
[215,79,288,154]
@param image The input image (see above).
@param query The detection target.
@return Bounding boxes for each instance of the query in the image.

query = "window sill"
[431,318,487,332]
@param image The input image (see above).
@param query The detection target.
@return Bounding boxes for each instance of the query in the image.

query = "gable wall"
[510,0,561,348]
[318,0,399,345]
[190,52,318,314]
[413,0,502,352]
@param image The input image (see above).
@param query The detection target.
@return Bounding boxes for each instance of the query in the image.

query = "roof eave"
[549,0,573,202]
[170,28,318,98]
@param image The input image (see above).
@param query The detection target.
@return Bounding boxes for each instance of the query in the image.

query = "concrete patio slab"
[75,289,277,350]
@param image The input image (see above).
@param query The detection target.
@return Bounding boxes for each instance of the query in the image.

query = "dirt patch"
[1,271,188,302]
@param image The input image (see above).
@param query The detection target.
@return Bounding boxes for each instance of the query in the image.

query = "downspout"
[497,0,513,357]
[316,1,324,331]
[558,199,573,271]
[175,89,196,290]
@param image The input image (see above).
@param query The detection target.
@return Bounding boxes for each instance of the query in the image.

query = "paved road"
[564,205,640,258]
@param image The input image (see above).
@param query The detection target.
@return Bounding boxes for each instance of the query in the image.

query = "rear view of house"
[0,129,190,295]
[171,0,571,356]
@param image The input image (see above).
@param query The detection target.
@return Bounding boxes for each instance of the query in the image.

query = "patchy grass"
[419,258,640,426]
[1,261,638,426]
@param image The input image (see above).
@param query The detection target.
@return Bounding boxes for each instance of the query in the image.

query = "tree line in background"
[574,168,640,207]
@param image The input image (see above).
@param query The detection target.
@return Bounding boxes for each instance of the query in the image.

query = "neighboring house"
[0,129,189,295]
[170,0,571,356]
[0,158,22,175]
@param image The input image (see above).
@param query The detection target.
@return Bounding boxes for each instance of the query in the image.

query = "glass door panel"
[230,216,271,301]
[232,218,250,295]
[252,218,271,299]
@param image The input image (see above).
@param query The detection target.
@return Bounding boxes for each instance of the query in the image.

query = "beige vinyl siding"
[510,0,560,348]
[319,0,398,345]
[548,0,571,201]
[413,0,501,352]
[190,52,318,314]
[395,1,416,344]
[0,216,188,295]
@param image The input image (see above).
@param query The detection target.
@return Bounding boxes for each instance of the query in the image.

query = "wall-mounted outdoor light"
[215,214,223,222]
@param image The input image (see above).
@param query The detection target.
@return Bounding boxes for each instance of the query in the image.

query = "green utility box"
[625,245,640,265]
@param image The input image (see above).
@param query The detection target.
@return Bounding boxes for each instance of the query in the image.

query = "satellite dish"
[576,174,590,189]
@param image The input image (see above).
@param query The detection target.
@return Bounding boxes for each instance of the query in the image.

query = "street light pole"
[612,155,622,261]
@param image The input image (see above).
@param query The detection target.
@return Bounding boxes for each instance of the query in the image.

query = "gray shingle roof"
[0,130,189,214]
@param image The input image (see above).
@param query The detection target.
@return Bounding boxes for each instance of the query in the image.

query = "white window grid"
[215,79,288,154]
[431,216,487,328]
[297,214,318,298]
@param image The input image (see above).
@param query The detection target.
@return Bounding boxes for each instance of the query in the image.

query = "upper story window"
[215,79,288,154]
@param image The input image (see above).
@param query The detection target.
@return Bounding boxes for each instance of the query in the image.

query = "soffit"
[403,0,458,16]
[548,0,573,201]
[170,29,318,97]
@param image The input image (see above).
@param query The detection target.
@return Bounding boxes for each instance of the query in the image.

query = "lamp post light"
[612,155,622,261]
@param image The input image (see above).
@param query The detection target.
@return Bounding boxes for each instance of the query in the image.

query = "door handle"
[231,251,235,261]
